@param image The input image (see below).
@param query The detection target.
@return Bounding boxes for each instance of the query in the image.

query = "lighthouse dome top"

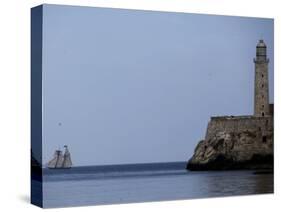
[257,39,266,47]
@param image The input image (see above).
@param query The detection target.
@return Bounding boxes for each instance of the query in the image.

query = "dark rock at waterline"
[186,153,273,171]
[186,128,273,171]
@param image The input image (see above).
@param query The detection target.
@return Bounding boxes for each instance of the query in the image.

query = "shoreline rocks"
[186,125,273,171]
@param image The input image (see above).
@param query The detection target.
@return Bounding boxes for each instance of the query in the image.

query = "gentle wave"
[43,162,187,181]
[44,169,188,182]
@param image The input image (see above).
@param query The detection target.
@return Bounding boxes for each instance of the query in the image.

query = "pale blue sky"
[40,4,274,166]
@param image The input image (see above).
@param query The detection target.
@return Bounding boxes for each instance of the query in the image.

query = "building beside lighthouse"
[186,40,274,170]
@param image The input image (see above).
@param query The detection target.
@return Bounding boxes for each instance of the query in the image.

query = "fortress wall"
[205,116,273,141]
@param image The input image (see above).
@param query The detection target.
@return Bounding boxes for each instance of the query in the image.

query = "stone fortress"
[186,40,274,170]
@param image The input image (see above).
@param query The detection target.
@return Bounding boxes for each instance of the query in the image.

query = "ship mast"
[54,150,60,168]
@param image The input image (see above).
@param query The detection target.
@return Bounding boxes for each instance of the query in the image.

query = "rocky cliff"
[186,116,273,170]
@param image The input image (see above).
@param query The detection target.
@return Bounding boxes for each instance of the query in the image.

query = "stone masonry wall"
[205,116,273,141]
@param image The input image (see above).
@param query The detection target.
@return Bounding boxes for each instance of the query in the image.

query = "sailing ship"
[47,145,72,169]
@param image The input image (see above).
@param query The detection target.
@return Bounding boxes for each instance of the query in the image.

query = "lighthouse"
[254,39,270,117]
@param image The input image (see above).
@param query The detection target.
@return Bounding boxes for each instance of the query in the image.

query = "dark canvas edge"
[31,5,43,208]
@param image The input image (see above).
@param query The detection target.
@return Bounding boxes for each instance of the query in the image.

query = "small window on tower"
[262,112,265,117]
[262,136,267,143]
[262,105,264,108]
[262,84,264,88]
[262,74,264,78]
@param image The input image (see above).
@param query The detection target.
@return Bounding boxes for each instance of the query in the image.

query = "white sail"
[47,150,64,168]
[47,157,57,168]
[56,151,64,168]
[47,150,60,168]
[62,146,72,168]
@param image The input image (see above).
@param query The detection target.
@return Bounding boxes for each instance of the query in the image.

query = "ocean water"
[42,162,273,208]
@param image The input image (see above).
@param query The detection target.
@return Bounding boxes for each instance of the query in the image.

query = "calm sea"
[41,162,273,208]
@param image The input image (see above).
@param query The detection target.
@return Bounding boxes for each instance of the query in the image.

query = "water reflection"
[201,171,273,196]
